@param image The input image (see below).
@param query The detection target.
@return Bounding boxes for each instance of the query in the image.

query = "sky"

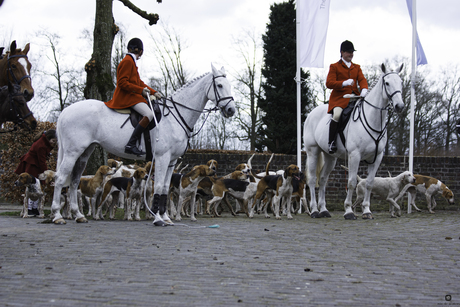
[1,0,460,117]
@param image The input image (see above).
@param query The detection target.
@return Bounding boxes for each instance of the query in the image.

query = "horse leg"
[359,156,383,219]
[306,150,321,218]
[152,157,175,226]
[315,154,336,218]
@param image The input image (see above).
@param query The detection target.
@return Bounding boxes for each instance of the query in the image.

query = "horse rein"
[159,74,234,138]
[352,72,402,164]
[7,54,32,86]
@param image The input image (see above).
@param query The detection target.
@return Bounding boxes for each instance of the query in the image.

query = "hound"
[250,164,300,220]
[291,172,310,215]
[96,167,147,220]
[395,174,455,213]
[14,173,45,218]
[206,171,257,217]
[352,170,416,218]
[78,165,114,219]
[173,164,216,221]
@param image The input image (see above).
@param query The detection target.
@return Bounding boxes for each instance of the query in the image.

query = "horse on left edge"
[0,41,34,102]
[0,83,37,131]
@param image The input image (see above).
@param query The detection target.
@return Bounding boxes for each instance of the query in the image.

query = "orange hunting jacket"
[105,54,156,109]
[326,59,368,113]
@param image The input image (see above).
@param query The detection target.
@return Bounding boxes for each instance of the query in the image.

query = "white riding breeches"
[332,107,343,122]
[132,102,154,121]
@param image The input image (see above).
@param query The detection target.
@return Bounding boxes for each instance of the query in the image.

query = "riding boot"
[328,119,339,154]
[151,194,165,226]
[124,116,150,156]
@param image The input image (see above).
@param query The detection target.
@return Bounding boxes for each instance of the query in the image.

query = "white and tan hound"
[78,165,114,219]
[395,174,454,213]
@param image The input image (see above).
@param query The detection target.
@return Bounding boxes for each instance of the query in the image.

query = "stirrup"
[328,142,337,154]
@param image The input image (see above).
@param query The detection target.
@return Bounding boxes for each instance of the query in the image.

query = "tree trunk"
[83,0,118,174]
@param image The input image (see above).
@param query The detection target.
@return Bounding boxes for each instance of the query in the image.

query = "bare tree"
[146,22,190,97]
[437,65,460,153]
[227,29,263,151]
[32,30,85,122]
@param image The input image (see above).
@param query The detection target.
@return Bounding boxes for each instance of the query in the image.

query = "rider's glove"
[154,92,162,99]
[142,87,150,98]
[342,79,354,87]
[360,88,368,97]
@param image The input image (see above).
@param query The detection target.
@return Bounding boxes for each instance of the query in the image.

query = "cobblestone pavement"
[0,206,459,307]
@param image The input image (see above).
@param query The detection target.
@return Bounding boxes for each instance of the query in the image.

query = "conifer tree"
[257,0,313,154]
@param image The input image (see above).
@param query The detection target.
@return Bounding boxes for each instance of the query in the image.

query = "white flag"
[406,0,428,65]
[298,0,331,68]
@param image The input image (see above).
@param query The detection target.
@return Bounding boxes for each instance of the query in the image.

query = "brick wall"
[181,151,460,212]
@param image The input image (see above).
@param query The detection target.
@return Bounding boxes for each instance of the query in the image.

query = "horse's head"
[380,63,404,113]
[208,64,236,118]
[4,41,34,101]
[0,83,37,130]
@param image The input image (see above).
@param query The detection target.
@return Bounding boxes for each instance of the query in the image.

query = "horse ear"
[23,43,30,55]
[381,63,386,74]
[396,63,404,74]
[10,40,17,54]
[211,63,217,75]
[220,66,225,74]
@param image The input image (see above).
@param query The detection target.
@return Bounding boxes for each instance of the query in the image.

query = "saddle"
[114,104,162,161]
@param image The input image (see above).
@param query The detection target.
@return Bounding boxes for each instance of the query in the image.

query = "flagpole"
[296,2,302,171]
[408,0,417,213]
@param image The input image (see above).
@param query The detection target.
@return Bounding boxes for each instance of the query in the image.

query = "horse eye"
[217,84,223,88]
[11,64,16,69]
[385,82,390,86]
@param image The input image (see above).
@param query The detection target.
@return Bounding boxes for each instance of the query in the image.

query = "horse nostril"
[227,107,235,117]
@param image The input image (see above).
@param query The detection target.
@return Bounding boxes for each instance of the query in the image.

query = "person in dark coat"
[15,129,57,216]
[15,129,57,178]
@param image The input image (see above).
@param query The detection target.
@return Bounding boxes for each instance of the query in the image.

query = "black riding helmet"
[127,38,143,54]
[340,40,356,53]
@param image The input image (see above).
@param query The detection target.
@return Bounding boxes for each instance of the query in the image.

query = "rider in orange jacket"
[105,38,162,156]
[326,40,368,154]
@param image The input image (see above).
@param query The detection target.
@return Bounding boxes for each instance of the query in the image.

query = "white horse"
[50,64,235,225]
[303,64,404,220]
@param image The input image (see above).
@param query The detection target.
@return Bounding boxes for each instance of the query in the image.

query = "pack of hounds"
[14,154,455,221]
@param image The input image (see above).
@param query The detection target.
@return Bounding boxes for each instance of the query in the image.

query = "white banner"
[298,0,331,68]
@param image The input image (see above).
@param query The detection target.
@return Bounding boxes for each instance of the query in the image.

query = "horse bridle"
[7,54,32,86]
[0,88,34,133]
[206,74,235,112]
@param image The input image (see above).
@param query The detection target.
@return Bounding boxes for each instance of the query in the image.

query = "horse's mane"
[173,72,210,95]
[366,74,381,93]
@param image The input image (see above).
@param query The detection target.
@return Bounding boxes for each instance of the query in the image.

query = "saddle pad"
[113,108,131,114]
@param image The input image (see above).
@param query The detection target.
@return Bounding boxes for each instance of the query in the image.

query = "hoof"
[344,212,357,220]
[76,217,88,223]
[310,211,320,218]
[318,211,331,218]
[153,220,166,227]
[362,213,374,220]
[54,218,66,225]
